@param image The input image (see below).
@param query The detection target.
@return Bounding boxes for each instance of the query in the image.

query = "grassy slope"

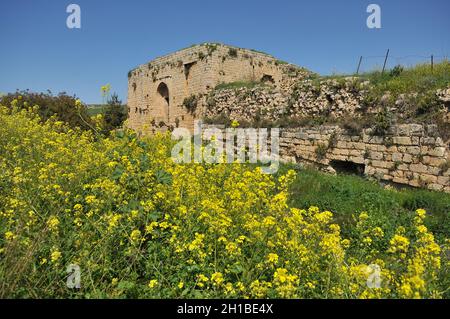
[277,164,450,242]
[318,61,449,108]
[358,61,449,92]
[279,163,450,298]
[318,61,449,88]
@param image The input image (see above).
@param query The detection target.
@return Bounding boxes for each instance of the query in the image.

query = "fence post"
[382,49,390,74]
[356,56,363,75]
[431,54,434,72]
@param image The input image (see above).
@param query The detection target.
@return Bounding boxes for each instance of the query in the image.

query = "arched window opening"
[157,82,170,122]
[157,82,170,106]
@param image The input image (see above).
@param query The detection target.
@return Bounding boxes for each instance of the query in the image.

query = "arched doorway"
[157,82,170,122]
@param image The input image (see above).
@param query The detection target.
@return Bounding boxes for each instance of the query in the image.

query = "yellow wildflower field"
[0,105,447,298]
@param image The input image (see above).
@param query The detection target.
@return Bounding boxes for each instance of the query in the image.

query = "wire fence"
[354,50,449,75]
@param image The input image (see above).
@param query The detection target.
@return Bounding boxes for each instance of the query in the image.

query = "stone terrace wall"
[279,124,449,192]
[202,123,449,192]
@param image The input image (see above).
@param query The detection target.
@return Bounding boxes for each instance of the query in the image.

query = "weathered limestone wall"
[205,87,289,121]
[204,78,366,122]
[202,123,449,192]
[206,81,450,123]
[279,124,449,192]
[127,44,310,133]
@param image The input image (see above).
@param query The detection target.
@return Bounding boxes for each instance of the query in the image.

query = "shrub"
[103,93,127,133]
[342,117,363,135]
[315,143,328,159]
[182,94,198,114]
[197,52,206,60]
[389,65,404,77]
[0,90,94,131]
[228,48,238,58]
[328,132,338,148]
[205,43,218,56]
[275,60,288,66]
[372,108,392,136]
[205,95,216,110]
[415,90,441,115]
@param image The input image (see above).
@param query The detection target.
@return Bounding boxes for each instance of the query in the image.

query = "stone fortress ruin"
[127,43,449,192]
[127,43,310,131]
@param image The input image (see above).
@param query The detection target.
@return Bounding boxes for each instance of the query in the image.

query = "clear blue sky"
[0,0,449,104]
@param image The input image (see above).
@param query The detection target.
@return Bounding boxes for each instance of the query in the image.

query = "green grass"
[250,48,272,56]
[313,61,449,97]
[315,61,449,97]
[360,61,449,91]
[318,60,448,80]
[275,59,289,65]
[276,164,450,242]
[214,81,264,91]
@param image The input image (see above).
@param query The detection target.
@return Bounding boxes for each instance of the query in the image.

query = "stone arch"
[156,82,170,122]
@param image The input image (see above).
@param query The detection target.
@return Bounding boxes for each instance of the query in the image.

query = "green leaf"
[139,153,150,170]
[111,167,124,180]
[115,130,125,139]
[155,169,172,185]
[148,211,163,221]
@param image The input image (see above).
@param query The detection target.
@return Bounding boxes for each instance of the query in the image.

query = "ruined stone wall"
[280,124,449,192]
[205,87,288,121]
[204,78,367,122]
[202,123,450,192]
[127,44,309,133]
